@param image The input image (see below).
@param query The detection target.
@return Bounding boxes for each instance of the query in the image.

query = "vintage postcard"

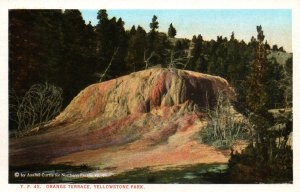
[1,0,300,192]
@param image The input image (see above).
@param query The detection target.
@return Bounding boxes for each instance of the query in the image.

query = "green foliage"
[282,57,293,107]
[9,10,64,96]
[146,32,172,68]
[168,23,177,38]
[145,15,173,68]
[228,26,293,183]
[95,12,128,79]
[126,25,147,72]
[200,90,250,149]
[265,58,285,108]
[60,10,97,104]
[187,32,281,111]
[245,26,268,113]
[97,9,108,22]
[9,9,98,109]
[256,25,265,42]
[189,35,206,72]
[272,44,278,51]
[228,112,293,183]
[150,15,159,32]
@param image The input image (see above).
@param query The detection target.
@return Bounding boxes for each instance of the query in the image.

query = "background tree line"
[9,9,292,130]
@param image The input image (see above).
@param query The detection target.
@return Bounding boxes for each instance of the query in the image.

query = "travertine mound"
[10,68,235,173]
[54,68,234,122]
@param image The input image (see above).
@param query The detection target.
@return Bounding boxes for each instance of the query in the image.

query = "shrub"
[9,83,63,137]
[199,90,251,149]
[228,111,293,183]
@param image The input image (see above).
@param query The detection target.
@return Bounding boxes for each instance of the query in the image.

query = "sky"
[81,9,291,52]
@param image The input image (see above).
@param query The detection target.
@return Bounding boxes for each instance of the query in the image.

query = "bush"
[199,90,250,149]
[228,111,293,183]
[9,83,63,137]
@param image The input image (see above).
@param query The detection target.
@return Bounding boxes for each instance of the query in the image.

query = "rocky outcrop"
[53,68,234,122]
[10,68,235,173]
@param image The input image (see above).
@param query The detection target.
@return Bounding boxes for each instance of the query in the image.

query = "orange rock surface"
[10,68,235,173]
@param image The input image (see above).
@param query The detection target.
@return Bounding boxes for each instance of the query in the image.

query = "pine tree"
[150,15,159,32]
[145,15,160,67]
[9,10,65,130]
[246,25,268,113]
[110,17,128,77]
[57,10,98,107]
[9,10,64,96]
[190,34,205,72]
[129,25,136,35]
[147,15,159,52]
[95,10,128,80]
[97,9,108,24]
[246,25,273,169]
[229,26,293,183]
[168,23,177,38]
[82,21,97,83]
[126,25,147,72]
[272,44,279,51]
[230,31,235,41]
[9,10,41,96]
